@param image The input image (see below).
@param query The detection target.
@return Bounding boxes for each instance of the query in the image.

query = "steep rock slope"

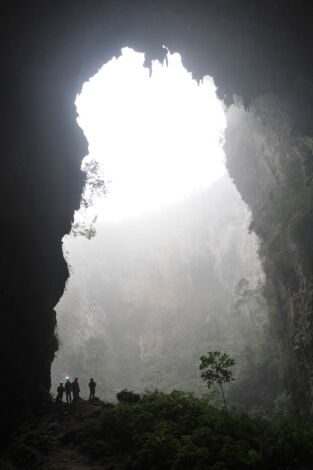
[226,97,313,416]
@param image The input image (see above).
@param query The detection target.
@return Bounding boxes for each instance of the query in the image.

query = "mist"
[52,173,275,411]
[3,5,313,468]
[52,50,279,414]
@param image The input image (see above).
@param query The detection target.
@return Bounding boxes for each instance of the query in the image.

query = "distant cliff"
[53,177,274,412]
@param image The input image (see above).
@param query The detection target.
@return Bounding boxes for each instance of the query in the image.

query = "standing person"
[65,378,72,404]
[56,382,65,402]
[72,377,80,402]
[88,378,96,400]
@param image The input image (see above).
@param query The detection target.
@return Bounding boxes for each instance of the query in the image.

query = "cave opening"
[52,47,265,406]
[3,3,313,460]
[73,47,226,226]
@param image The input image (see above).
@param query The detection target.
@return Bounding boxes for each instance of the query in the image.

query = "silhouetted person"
[65,378,72,404]
[88,378,96,400]
[56,382,65,402]
[72,377,80,401]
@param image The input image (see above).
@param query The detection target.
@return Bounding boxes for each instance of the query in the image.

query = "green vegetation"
[199,351,235,408]
[2,393,313,469]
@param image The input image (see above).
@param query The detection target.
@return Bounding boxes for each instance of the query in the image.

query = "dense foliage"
[2,393,313,469]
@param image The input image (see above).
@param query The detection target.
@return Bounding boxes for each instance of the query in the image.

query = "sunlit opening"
[53,49,264,399]
[74,47,226,225]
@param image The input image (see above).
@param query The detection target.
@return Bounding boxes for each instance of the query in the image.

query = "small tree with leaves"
[199,351,235,408]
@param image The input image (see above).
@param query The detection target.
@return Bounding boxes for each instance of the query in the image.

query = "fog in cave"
[52,48,271,411]
[4,4,313,468]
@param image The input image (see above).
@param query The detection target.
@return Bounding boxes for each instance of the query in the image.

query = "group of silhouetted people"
[56,377,96,403]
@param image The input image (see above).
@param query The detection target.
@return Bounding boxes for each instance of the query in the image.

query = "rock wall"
[1,1,313,433]
[226,97,313,417]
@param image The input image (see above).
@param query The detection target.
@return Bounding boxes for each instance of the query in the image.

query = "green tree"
[199,351,235,408]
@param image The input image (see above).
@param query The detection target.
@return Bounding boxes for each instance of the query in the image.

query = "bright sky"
[74,47,226,224]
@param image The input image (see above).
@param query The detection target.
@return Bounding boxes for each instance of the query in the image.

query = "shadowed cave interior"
[1,1,313,450]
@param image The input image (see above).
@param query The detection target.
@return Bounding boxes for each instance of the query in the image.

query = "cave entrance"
[73,47,226,227]
[52,47,262,402]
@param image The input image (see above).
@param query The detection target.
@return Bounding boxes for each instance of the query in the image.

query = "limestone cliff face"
[1,1,313,433]
[52,177,263,402]
[225,97,313,416]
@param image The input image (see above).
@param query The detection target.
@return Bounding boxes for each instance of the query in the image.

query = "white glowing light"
[75,47,226,223]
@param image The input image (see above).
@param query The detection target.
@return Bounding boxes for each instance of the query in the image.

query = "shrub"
[116,389,141,404]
